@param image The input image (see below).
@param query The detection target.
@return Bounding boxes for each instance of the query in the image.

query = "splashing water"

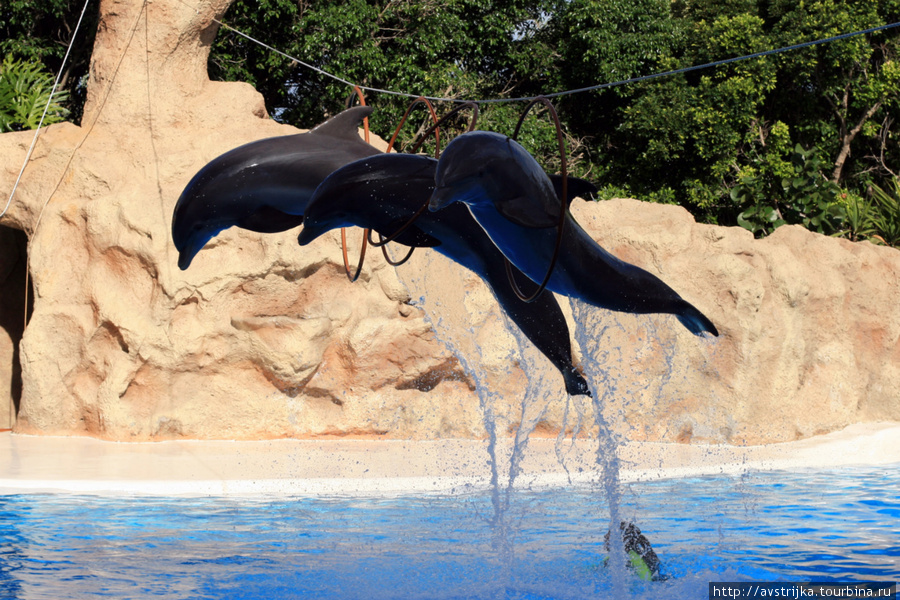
[401,249,571,577]
[566,297,725,591]
[567,299,644,593]
[397,247,703,590]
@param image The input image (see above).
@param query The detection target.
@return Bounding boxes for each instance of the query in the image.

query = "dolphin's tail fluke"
[675,302,719,337]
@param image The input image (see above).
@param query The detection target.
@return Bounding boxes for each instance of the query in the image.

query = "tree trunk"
[832,100,883,184]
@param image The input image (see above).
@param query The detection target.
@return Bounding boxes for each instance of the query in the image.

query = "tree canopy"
[1,0,98,124]
[3,0,898,244]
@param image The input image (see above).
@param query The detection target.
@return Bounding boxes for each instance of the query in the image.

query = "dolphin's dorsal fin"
[310,106,375,141]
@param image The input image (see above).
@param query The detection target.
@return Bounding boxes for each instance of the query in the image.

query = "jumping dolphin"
[172,106,380,270]
[428,131,719,337]
[297,153,595,397]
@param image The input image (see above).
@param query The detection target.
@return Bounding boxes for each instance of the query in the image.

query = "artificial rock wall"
[0,0,897,443]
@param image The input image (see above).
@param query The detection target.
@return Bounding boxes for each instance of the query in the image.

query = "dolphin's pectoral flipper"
[238,206,306,234]
[382,220,443,248]
[495,192,562,228]
[494,176,595,227]
[492,262,591,397]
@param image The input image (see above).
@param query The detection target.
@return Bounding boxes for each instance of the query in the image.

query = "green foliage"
[0,54,69,133]
[4,0,890,243]
[831,179,900,247]
[868,178,900,246]
[0,0,98,124]
[212,1,556,123]
[839,191,879,242]
[544,0,900,231]
[731,144,846,236]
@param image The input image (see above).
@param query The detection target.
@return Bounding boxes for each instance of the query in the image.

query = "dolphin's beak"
[177,251,194,271]
[297,223,320,246]
[176,237,206,270]
[428,186,456,212]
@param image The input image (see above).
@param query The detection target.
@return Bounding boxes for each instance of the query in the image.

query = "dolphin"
[298,152,595,397]
[172,106,380,270]
[428,131,719,337]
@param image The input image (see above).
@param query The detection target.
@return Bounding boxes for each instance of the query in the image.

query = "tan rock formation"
[567,202,900,444]
[0,0,897,444]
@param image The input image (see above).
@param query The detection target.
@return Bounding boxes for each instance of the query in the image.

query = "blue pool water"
[1,464,897,599]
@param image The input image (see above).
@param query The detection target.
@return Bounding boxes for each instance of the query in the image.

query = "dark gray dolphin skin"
[298,153,594,397]
[172,106,380,270]
[429,131,719,337]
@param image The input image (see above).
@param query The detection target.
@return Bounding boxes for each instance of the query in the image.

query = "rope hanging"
[181,0,900,106]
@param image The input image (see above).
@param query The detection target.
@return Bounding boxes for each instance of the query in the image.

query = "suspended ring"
[386,96,440,156]
[339,86,372,282]
[378,238,416,266]
[505,96,569,303]
[368,101,481,250]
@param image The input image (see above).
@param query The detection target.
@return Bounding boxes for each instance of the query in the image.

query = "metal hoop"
[368,102,481,250]
[379,237,416,266]
[341,227,368,282]
[410,101,480,154]
[339,86,371,282]
[386,96,440,155]
[506,96,568,303]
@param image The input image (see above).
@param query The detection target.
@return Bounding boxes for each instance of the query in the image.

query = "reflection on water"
[1,465,898,600]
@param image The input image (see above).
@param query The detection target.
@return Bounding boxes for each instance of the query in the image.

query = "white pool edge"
[2,421,898,497]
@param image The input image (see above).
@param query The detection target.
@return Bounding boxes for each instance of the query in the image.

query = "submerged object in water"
[604,521,663,581]
[429,131,718,337]
[172,106,379,270]
[298,152,595,397]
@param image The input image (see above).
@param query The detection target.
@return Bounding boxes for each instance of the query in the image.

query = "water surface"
[1,464,897,599]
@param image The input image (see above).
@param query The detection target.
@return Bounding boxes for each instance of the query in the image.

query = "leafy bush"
[730,144,846,237]
[0,54,69,133]
[868,178,900,246]
[839,192,878,242]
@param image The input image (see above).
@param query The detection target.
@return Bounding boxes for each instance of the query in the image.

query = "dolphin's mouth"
[177,251,194,271]
[428,186,456,212]
[429,181,486,212]
[176,238,206,271]
[296,223,320,246]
